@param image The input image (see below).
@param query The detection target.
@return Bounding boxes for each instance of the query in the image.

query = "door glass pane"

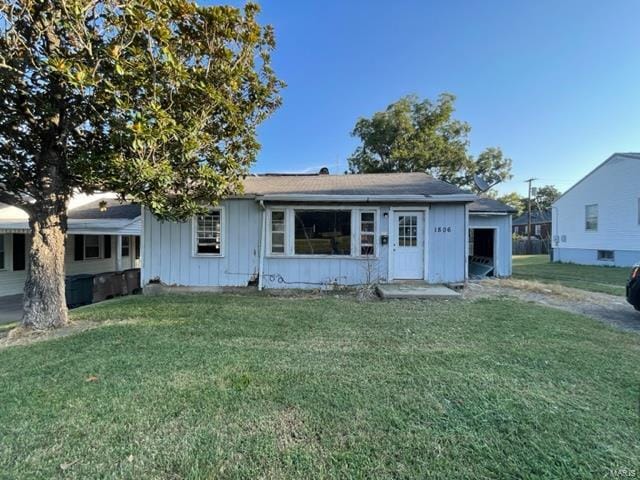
[398,215,418,247]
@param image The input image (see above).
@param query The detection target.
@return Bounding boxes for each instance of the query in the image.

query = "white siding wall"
[142,200,261,287]
[427,203,468,283]
[469,214,513,277]
[0,233,136,297]
[554,155,640,251]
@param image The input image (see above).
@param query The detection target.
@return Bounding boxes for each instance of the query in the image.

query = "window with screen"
[84,235,100,259]
[360,211,375,256]
[0,235,5,269]
[121,236,130,257]
[270,210,286,254]
[294,210,351,255]
[585,204,598,231]
[195,210,222,255]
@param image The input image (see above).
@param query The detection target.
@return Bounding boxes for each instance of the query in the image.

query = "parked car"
[626,265,640,311]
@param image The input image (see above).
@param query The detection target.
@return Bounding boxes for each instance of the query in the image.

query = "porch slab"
[0,294,23,324]
[376,283,461,300]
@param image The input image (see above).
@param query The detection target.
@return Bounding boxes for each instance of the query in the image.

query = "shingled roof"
[68,199,140,220]
[468,197,516,213]
[241,172,469,197]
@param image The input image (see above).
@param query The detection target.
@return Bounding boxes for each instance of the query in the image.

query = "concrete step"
[376,283,461,300]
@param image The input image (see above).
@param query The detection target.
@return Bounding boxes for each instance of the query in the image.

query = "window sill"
[192,254,224,258]
[265,254,379,260]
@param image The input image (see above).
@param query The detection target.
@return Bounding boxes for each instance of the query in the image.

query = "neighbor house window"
[270,210,286,254]
[359,211,376,256]
[585,204,598,231]
[0,235,5,270]
[121,236,130,257]
[84,235,100,259]
[294,210,351,255]
[534,224,541,236]
[597,250,614,261]
[194,210,222,255]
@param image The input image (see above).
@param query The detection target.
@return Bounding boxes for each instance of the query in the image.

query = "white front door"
[392,211,424,280]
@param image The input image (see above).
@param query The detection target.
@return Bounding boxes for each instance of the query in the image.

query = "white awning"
[0,217,141,236]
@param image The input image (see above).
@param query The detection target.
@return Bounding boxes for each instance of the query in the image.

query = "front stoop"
[376,283,461,300]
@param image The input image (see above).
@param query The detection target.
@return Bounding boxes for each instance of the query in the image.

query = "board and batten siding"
[0,234,134,297]
[142,200,471,289]
[469,214,513,277]
[553,154,640,266]
[142,199,261,287]
[427,203,467,283]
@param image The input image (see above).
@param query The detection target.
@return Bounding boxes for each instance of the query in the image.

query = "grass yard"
[1,293,639,479]
[513,255,629,296]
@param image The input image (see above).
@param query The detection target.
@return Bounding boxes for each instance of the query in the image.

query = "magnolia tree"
[0,0,283,329]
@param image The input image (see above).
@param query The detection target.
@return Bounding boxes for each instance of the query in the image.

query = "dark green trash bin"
[65,274,94,308]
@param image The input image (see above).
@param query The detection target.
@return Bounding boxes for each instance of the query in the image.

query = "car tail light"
[632,267,640,280]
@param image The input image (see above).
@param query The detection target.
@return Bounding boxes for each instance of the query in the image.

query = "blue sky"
[219,0,640,195]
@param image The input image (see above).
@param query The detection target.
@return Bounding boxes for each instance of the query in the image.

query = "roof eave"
[254,193,477,203]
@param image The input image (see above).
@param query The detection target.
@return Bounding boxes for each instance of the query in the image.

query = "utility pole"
[525,178,537,254]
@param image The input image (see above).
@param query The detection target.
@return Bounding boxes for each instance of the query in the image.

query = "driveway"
[0,294,22,325]
[465,278,640,333]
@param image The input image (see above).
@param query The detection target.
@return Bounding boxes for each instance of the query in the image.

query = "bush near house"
[1,293,638,478]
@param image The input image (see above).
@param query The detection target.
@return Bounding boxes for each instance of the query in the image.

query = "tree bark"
[22,200,69,329]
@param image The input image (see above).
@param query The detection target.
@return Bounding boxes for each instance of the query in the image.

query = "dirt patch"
[465,278,640,333]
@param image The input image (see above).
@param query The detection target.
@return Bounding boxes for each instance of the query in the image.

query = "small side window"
[0,235,5,270]
[585,204,598,231]
[360,211,376,256]
[597,250,614,261]
[270,210,286,255]
[121,236,130,257]
[194,210,222,255]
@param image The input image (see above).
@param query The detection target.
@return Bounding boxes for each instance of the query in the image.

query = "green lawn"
[1,294,639,479]
[513,255,629,295]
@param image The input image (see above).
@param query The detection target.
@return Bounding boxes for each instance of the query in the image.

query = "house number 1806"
[434,226,452,233]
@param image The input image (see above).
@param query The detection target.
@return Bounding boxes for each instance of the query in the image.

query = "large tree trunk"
[22,200,69,329]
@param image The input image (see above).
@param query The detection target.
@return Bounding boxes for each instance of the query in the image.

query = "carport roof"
[468,197,516,213]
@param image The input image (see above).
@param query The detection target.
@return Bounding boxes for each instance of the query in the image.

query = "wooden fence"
[512,238,550,255]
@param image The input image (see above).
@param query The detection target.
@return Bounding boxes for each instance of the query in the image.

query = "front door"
[392,212,424,279]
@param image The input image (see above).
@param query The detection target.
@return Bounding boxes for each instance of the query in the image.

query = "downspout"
[258,200,266,291]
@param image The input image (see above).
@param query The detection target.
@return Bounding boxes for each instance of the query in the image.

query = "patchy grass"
[513,255,629,295]
[1,293,639,479]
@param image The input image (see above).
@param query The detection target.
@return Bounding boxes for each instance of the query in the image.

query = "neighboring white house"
[142,172,514,291]
[0,197,141,297]
[552,152,640,267]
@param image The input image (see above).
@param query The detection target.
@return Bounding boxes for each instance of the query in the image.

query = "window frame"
[192,207,225,257]
[0,234,5,270]
[266,206,379,259]
[121,236,130,257]
[268,209,287,256]
[597,250,614,262]
[359,210,377,257]
[585,204,598,232]
[83,235,101,260]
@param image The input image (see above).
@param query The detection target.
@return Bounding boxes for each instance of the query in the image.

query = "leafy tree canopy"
[0,0,283,221]
[347,94,512,190]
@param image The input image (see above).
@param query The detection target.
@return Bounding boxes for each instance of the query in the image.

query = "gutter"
[257,200,266,291]
[253,194,478,203]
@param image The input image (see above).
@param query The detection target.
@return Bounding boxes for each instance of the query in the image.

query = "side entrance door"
[392,211,424,280]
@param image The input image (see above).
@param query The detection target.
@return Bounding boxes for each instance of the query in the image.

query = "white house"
[552,152,640,267]
[142,172,514,291]
[0,196,141,298]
